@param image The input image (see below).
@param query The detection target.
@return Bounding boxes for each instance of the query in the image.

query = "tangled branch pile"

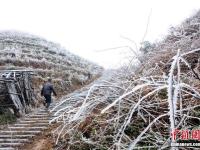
[51,11,200,149]
[0,70,36,116]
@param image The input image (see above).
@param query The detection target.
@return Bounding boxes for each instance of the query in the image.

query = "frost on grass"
[51,10,200,149]
[0,30,103,102]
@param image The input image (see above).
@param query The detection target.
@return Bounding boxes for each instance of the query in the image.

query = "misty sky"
[0,0,200,68]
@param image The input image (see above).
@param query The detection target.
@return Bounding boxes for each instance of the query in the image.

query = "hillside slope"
[0,31,103,117]
[50,10,200,149]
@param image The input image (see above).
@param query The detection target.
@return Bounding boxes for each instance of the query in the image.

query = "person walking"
[41,77,57,110]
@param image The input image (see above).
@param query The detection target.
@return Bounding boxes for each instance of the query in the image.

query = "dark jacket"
[41,82,57,96]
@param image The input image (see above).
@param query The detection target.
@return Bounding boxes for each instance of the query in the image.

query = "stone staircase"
[0,103,66,150]
[0,75,102,150]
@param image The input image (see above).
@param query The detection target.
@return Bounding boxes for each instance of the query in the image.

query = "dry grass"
[51,10,200,150]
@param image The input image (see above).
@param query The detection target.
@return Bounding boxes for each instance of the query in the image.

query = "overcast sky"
[0,0,199,68]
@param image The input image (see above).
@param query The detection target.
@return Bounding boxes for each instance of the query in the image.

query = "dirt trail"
[20,123,59,150]
[28,139,51,150]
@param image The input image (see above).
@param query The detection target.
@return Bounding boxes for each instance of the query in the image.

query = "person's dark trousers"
[44,95,51,109]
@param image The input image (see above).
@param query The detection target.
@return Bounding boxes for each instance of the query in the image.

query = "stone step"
[23,118,49,120]
[13,123,48,128]
[0,142,22,147]
[38,111,53,113]
[0,139,28,142]
[26,114,49,117]
[34,112,49,115]
[8,126,47,130]
[22,119,52,123]
[6,127,44,131]
[19,120,49,123]
[0,147,15,150]
[40,109,66,113]
[13,124,30,126]
[25,113,49,117]
[0,130,41,134]
[0,135,35,138]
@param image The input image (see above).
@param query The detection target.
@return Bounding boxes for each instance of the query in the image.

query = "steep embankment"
[0,31,103,99]
[49,10,200,149]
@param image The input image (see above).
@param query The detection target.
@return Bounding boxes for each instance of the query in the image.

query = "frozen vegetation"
[1,9,200,150]
[50,10,200,149]
[0,31,103,100]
